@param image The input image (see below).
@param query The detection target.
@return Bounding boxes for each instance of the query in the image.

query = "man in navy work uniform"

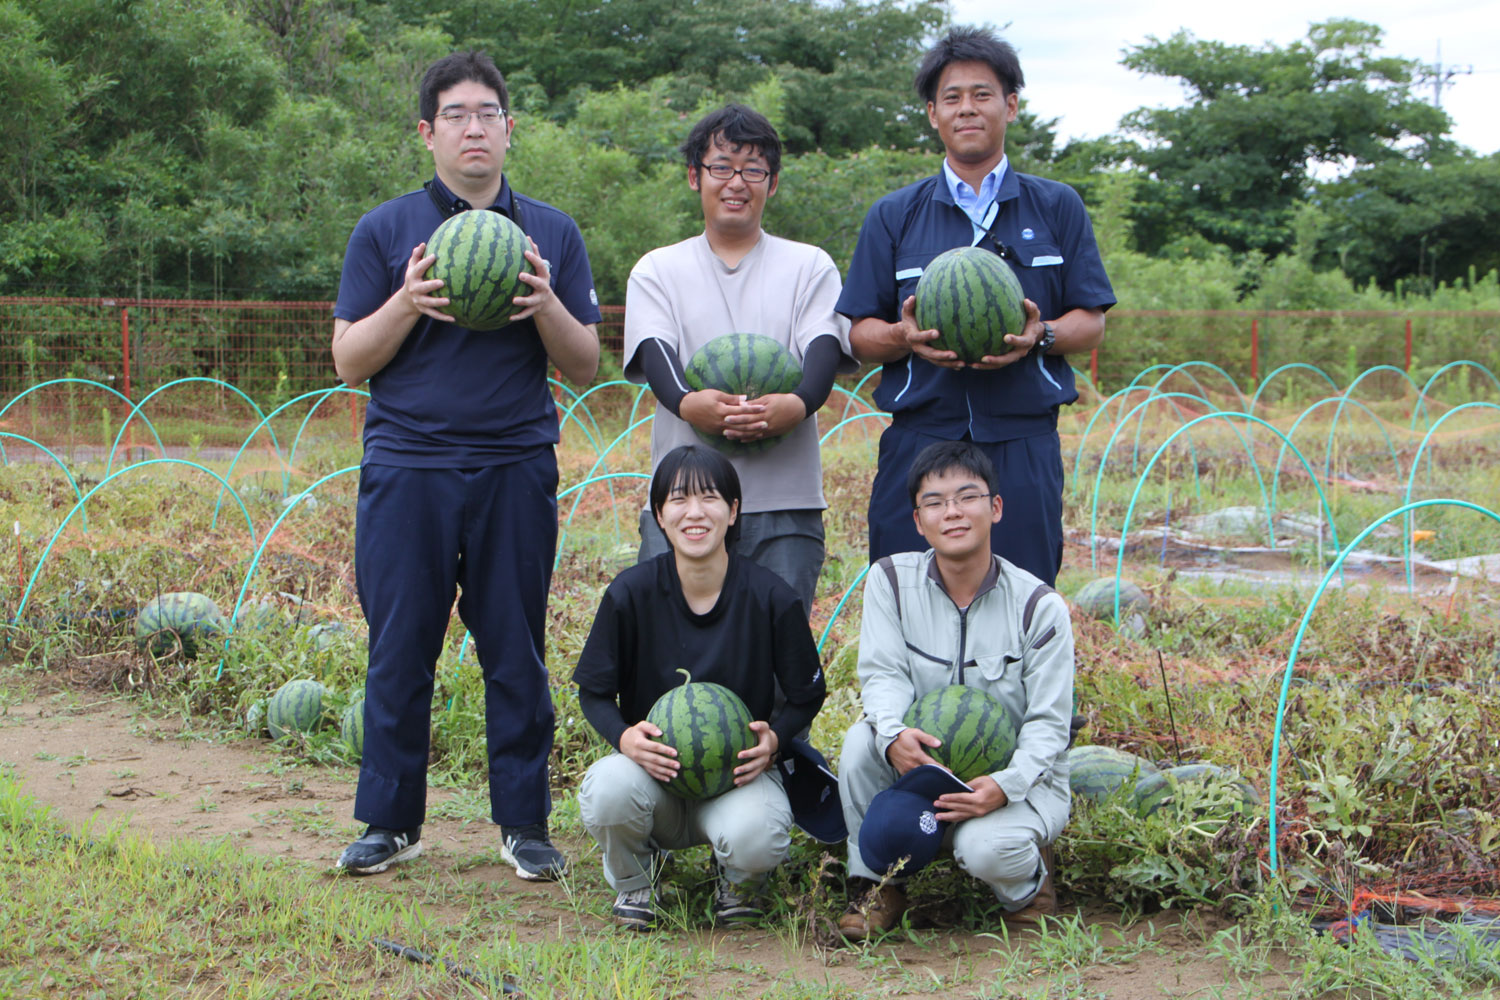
[837,27,1116,586]
[330,51,601,878]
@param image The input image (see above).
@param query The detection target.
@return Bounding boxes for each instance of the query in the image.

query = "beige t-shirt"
[623,232,855,513]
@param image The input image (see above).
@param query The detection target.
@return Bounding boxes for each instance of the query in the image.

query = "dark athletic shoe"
[336,825,422,875]
[500,823,568,881]
[711,869,766,927]
[612,886,657,931]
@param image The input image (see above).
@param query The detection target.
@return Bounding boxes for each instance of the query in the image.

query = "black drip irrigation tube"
[372,937,524,996]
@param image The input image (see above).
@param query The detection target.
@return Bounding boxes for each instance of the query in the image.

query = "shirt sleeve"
[622,254,679,384]
[790,334,843,417]
[1052,185,1116,315]
[332,214,396,323]
[572,585,630,747]
[767,598,826,752]
[835,200,899,323]
[637,337,691,417]
[544,213,603,326]
[855,564,917,760]
[989,590,1074,805]
[791,249,857,367]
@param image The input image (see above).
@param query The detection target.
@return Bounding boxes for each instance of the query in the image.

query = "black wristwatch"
[1032,321,1055,356]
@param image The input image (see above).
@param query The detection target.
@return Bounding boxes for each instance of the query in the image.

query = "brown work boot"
[837,879,909,941]
[1003,844,1057,929]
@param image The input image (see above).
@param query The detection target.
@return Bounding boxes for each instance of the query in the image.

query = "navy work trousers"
[353,454,559,830]
[867,422,1065,586]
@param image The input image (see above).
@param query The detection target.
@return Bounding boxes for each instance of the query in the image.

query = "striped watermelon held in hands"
[426,209,534,330]
[915,247,1027,363]
[645,668,757,800]
[903,685,1017,782]
[683,333,803,454]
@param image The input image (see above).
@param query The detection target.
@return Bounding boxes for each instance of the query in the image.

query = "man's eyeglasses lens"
[917,492,991,512]
[702,164,771,183]
[438,108,505,126]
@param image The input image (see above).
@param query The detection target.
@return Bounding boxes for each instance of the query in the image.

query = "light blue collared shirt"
[942,156,1009,243]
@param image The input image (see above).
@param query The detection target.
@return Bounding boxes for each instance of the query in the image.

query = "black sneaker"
[711,869,765,927]
[336,825,422,875]
[500,823,567,881]
[612,885,657,931]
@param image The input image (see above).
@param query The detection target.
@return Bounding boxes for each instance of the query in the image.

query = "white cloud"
[946,1,1499,154]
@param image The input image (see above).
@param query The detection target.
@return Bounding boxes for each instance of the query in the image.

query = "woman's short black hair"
[914,26,1024,103]
[906,440,1000,507]
[650,444,743,549]
[679,103,782,178]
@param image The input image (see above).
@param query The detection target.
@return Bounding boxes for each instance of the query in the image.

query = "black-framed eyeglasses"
[699,163,772,183]
[915,491,992,513]
[435,107,506,127]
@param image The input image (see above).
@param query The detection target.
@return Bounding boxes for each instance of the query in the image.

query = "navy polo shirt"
[334,175,601,468]
[837,169,1115,442]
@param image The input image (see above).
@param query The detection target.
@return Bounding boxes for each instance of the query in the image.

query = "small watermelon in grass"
[341,698,365,762]
[1072,578,1151,620]
[135,592,225,658]
[646,668,757,800]
[267,679,328,739]
[683,333,803,454]
[915,247,1027,364]
[1133,763,1259,819]
[426,209,535,330]
[903,685,1017,782]
[1068,745,1159,804]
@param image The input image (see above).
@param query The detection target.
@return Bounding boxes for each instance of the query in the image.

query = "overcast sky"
[946,1,1499,155]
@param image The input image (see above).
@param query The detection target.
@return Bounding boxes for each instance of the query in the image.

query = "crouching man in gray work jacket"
[837,440,1074,940]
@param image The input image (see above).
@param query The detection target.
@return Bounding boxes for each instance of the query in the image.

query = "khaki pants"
[837,721,1070,908]
[579,753,793,891]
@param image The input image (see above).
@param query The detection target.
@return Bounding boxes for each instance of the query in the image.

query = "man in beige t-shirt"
[623,104,854,613]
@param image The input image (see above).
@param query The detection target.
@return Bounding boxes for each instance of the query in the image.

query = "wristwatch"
[1032,321,1055,356]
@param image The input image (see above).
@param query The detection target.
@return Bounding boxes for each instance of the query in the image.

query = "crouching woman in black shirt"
[572,444,826,930]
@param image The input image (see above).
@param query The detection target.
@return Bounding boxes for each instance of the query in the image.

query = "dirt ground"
[0,694,1276,999]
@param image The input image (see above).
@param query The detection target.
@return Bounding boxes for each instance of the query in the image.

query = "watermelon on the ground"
[646,668,757,800]
[135,591,225,658]
[682,333,803,454]
[914,246,1027,364]
[1133,763,1259,819]
[305,621,355,652]
[426,209,534,330]
[903,685,1017,782]
[1068,745,1159,804]
[267,679,328,739]
[341,698,365,762]
[1072,577,1151,620]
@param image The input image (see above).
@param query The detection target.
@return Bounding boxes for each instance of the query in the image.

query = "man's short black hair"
[914,26,1025,103]
[419,51,509,124]
[679,104,782,178]
[906,441,1000,507]
[650,444,743,549]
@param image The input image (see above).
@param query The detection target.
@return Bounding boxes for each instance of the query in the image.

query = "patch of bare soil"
[0,697,1280,999]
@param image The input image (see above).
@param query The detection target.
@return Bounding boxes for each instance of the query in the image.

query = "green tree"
[1120,19,1450,258]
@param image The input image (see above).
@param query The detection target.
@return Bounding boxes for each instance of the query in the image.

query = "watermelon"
[426,209,535,330]
[902,685,1017,782]
[1133,763,1259,819]
[646,668,757,800]
[1068,745,1159,804]
[267,679,328,739]
[305,621,354,652]
[682,333,803,454]
[341,698,365,762]
[135,591,225,658]
[914,247,1027,364]
[1072,578,1151,620]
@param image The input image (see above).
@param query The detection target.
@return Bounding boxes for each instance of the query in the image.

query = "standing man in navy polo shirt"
[838,27,1115,586]
[330,51,601,878]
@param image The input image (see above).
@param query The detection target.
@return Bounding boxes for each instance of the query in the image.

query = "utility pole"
[1423,42,1472,109]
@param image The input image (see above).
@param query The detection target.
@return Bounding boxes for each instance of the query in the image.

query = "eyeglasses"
[916,491,991,513]
[699,163,771,183]
[435,107,506,127]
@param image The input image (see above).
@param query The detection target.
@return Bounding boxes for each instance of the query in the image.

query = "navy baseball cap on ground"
[858,765,974,878]
[776,738,847,844]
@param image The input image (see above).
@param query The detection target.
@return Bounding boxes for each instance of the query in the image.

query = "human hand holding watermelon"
[966,297,1043,371]
[680,389,767,438]
[507,236,560,323]
[723,393,806,443]
[899,294,965,370]
[400,242,453,322]
[731,720,778,785]
[932,774,1009,822]
[886,726,944,774]
[620,719,681,783]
